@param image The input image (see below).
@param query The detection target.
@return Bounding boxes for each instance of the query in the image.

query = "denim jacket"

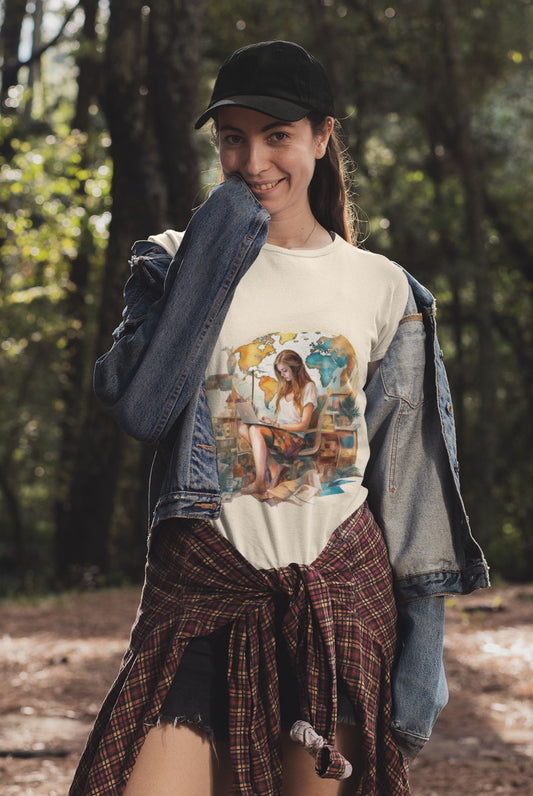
[94,175,489,759]
[364,271,489,756]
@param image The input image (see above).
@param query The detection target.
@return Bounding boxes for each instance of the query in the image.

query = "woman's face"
[217,106,332,223]
[277,364,293,383]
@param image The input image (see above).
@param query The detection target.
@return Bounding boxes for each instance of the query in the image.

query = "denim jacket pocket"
[379,314,425,407]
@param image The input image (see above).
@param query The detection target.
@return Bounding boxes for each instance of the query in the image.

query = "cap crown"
[215,41,333,111]
[195,41,335,128]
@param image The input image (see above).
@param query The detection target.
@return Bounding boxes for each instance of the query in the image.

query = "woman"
[70,41,489,796]
[238,350,318,495]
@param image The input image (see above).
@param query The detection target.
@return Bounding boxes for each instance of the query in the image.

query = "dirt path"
[1,585,532,795]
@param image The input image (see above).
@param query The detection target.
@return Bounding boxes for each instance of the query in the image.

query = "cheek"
[219,148,238,174]
[286,150,318,184]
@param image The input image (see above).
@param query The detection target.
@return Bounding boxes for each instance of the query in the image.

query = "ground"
[1,584,532,795]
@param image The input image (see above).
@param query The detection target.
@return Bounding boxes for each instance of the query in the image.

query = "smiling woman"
[216,109,333,249]
[70,39,488,796]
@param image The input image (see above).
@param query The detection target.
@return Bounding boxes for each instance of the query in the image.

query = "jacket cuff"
[391,724,429,759]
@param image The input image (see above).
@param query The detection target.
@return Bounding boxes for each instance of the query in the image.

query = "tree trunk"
[55,0,205,583]
[147,0,204,226]
[24,0,43,121]
[72,0,100,132]
[436,0,497,546]
[0,0,27,112]
[54,0,106,581]
[0,466,26,566]
[426,126,467,445]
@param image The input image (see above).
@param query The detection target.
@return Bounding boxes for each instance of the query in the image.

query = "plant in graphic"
[339,394,360,423]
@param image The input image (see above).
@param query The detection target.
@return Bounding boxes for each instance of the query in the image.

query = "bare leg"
[240,425,274,491]
[122,723,233,796]
[238,422,251,445]
[123,723,360,795]
[281,724,362,796]
[248,425,270,488]
[239,423,282,489]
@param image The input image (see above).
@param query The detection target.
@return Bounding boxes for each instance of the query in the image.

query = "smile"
[249,179,283,192]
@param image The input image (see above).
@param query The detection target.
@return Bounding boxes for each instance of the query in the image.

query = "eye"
[223,134,243,145]
[269,131,289,143]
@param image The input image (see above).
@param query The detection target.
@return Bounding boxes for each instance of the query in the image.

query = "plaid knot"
[290,719,353,779]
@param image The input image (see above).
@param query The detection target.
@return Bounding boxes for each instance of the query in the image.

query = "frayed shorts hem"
[157,713,216,745]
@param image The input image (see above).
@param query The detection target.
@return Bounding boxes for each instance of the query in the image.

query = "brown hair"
[307,113,359,244]
[274,350,314,415]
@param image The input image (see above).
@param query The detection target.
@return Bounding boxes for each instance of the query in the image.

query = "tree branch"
[9,1,82,71]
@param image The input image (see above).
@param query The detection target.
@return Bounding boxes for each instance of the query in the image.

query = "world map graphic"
[228,331,358,407]
[206,331,362,504]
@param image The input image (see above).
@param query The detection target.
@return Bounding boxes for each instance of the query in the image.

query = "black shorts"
[160,620,356,741]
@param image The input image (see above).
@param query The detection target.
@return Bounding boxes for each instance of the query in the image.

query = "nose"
[244,140,269,177]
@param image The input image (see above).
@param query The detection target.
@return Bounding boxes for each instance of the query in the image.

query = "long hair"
[274,350,314,415]
[307,112,359,244]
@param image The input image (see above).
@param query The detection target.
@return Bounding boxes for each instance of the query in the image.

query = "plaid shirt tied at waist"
[70,503,409,795]
[181,540,351,787]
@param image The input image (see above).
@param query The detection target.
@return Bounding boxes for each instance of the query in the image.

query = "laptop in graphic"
[235,401,271,426]
[235,402,301,437]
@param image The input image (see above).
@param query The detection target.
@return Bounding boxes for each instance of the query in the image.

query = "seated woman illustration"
[238,350,318,495]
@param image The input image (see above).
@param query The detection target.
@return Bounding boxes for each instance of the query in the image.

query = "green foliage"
[0,112,111,590]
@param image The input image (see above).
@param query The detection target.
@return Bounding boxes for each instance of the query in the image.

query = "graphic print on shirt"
[206,331,362,506]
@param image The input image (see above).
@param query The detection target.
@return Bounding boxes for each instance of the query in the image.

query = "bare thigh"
[122,723,232,796]
[123,722,361,796]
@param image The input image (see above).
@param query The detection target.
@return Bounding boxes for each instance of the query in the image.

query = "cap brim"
[194,95,310,129]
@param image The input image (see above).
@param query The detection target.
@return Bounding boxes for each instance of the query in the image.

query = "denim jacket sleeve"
[363,288,449,758]
[364,279,488,759]
[93,177,270,443]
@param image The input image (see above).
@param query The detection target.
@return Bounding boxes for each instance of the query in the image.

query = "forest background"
[1,0,532,595]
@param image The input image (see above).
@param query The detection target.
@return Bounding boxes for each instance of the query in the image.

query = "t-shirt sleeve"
[148,229,184,256]
[303,381,318,408]
[371,266,409,362]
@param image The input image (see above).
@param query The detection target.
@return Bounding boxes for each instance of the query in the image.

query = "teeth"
[253,181,278,191]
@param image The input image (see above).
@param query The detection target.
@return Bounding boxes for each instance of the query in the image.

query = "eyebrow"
[219,121,296,134]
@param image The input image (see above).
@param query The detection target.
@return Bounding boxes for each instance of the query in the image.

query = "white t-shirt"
[150,231,408,570]
[277,382,317,425]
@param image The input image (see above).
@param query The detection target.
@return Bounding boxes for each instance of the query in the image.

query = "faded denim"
[93,174,489,760]
[94,176,269,520]
[364,275,489,756]
[364,273,488,600]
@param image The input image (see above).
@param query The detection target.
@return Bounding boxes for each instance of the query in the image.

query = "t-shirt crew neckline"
[262,232,338,257]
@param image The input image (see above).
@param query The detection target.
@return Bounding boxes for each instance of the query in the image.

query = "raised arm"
[93,176,270,443]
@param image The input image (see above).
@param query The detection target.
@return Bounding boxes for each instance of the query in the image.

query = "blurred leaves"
[0,85,111,590]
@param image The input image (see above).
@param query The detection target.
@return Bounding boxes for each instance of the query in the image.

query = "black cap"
[195,40,335,129]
